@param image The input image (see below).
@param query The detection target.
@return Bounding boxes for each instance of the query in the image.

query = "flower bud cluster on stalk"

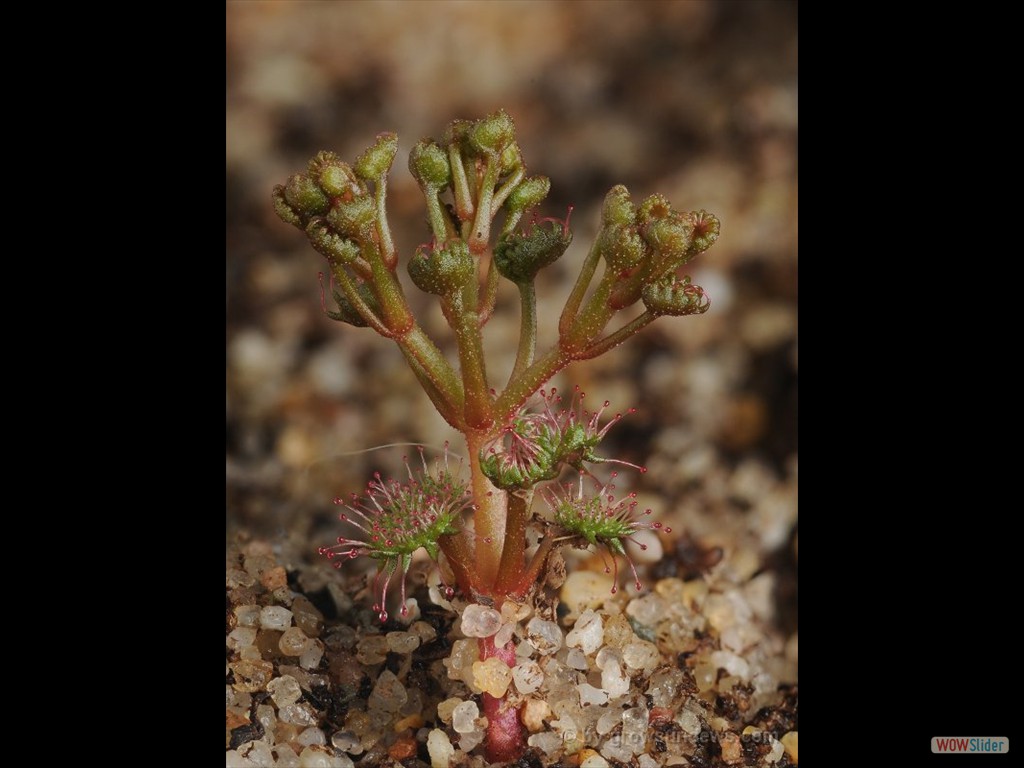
[273,110,719,762]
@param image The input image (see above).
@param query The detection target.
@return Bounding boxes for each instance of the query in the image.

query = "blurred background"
[227,0,796,629]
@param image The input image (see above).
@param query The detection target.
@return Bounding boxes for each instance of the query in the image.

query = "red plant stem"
[478,634,523,763]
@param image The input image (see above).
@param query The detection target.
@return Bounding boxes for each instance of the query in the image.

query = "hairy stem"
[509,534,555,599]
[494,490,532,594]
[445,291,493,430]
[477,249,500,324]
[468,156,500,255]
[438,531,478,596]
[393,325,464,422]
[373,175,396,270]
[365,244,414,334]
[558,238,602,338]
[396,345,462,429]
[423,186,456,244]
[506,281,537,389]
[329,263,391,336]
[562,271,616,353]
[464,431,506,592]
[449,145,474,223]
[490,166,525,216]
[576,311,656,360]
[494,345,572,422]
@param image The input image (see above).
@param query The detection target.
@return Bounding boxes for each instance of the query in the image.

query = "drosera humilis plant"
[272,109,719,763]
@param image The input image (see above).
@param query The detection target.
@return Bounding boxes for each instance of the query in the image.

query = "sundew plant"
[273,110,719,762]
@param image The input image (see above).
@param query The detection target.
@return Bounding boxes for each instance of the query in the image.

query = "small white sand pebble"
[260,606,293,630]
[525,617,563,655]
[460,604,503,637]
[427,728,455,768]
[566,610,604,654]
[451,700,480,734]
[601,658,630,698]
[267,675,302,707]
[577,682,609,706]
[512,660,544,694]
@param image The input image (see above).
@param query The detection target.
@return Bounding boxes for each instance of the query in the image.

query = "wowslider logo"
[931,737,1009,754]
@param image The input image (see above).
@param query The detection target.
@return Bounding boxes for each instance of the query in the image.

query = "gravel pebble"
[427,728,455,768]
[520,697,551,732]
[460,604,503,637]
[525,617,562,655]
[230,660,274,693]
[260,606,293,631]
[266,679,301,708]
[565,610,604,654]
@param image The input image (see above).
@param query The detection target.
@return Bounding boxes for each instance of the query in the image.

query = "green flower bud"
[308,151,359,196]
[637,193,673,224]
[306,218,360,265]
[641,275,710,317]
[272,185,302,228]
[641,213,695,263]
[408,139,451,188]
[442,118,473,149]
[599,224,648,276]
[505,176,550,214]
[354,132,399,180]
[283,173,330,219]
[468,109,515,156]
[327,195,376,238]
[601,185,636,227]
[499,142,523,176]
[494,216,571,283]
[407,238,474,295]
[688,210,720,253]
[328,282,380,327]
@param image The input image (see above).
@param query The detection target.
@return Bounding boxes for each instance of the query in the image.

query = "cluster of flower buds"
[408,109,554,258]
[273,134,408,331]
[559,186,720,355]
[317,445,472,622]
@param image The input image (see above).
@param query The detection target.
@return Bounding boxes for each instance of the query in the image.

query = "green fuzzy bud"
[641,213,695,263]
[407,238,474,295]
[442,118,473,148]
[327,195,376,238]
[319,165,359,198]
[272,185,302,228]
[688,210,720,253]
[306,218,361,265]
[641,275,710,317]
[308,151,359,196]
[408,139,451,188]
[328,282,381,327]
[599,224,648,276]
[505,176,551,214]
[494,218,571,283]
[284,174,330,219]
[468,109,515,156]
[601,185,636,227]
[499,142,523,176]
[637,193,673,225]
[354,132,399,180]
